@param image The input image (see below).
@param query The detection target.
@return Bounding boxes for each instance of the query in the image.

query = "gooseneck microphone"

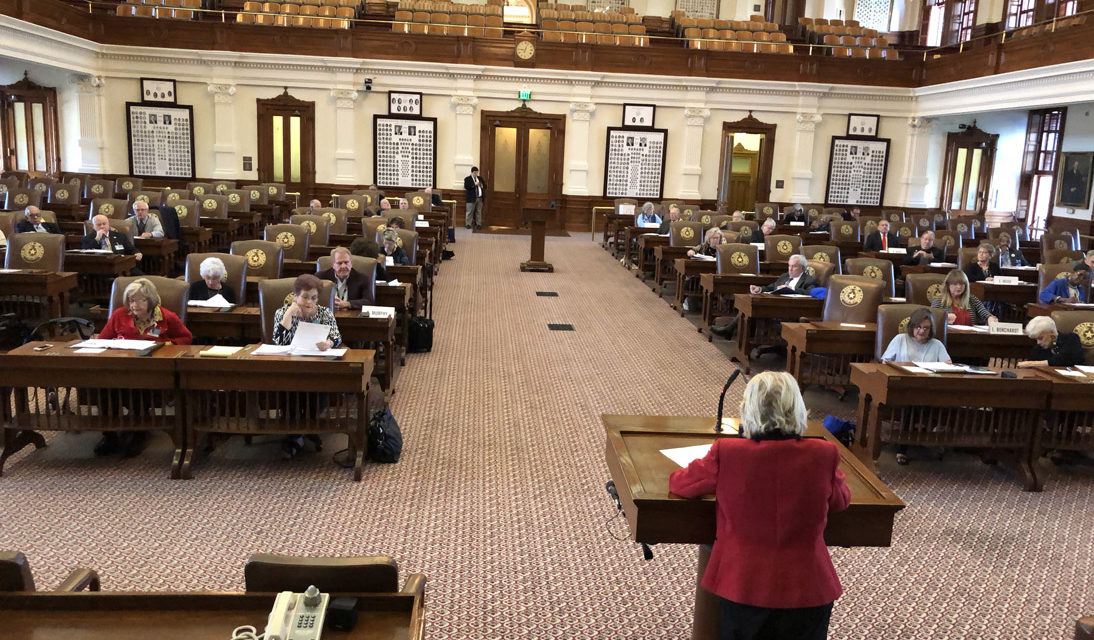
[714,369,741,433]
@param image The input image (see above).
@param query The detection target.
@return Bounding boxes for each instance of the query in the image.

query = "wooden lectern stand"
[520,207,555,272]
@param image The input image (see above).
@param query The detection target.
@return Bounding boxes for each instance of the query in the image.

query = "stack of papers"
[929,262,957,267]
[188,294,233,308]
[253,344,348,358]
[913,361,976,373]
[691,254,716,261]
[252,322,347,357]
[661,444,713,468]
[72,338,158,350]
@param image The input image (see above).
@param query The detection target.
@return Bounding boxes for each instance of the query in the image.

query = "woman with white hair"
[687,226,725,258]
[1017,315,1084,368]
[188,256,237,303]
[670,372,850,640]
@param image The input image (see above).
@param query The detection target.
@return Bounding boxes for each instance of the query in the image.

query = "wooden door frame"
[0,72,61,176]
[939,124,998,215]
[717,114,776,210]
[256,90,316,188]
[479,104,566,228]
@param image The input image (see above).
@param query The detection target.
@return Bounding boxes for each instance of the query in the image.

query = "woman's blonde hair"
[704,227,723,244]
[940,269,970,309]
[123,278,161,310]
[739,371,808,439]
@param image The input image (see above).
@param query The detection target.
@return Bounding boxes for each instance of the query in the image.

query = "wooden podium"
[520,207,555,272]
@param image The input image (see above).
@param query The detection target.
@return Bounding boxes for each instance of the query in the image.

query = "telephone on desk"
[265,585,329,640]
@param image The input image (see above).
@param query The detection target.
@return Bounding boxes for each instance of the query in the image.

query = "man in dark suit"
[863,219,899,252]
[463,166,486,230]
[317,247,373,309]
[14,206,61,234]
[82,214,143,274]
[749,218,776,243]
[424,187,444,207]
[840,206,860,222]
[904,230,945,265]
[750,255,819,295]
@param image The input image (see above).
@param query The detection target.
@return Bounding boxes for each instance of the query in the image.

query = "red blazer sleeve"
[162,309,193,345]
[99,309,124,339]
[828,447,851,513]
[668,443,719,498]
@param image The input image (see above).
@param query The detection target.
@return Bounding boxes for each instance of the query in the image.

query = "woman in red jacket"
[669,371,850,640]
[100,278,192,345]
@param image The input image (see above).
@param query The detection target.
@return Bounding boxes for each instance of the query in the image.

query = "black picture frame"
[388,91,423,116]
[622,103,656,128]
[1056,151,1093,209]
[603,127,667,199]
[125,102,196,180]
[140,77,177,104]
[846,113,879,137]
[373,114,437,188]
[824,136,890,207]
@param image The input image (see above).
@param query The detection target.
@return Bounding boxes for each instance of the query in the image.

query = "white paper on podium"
[289,321,331,350]
[188,294,232,308]
[73,338,158,350]
[661,444,712,468]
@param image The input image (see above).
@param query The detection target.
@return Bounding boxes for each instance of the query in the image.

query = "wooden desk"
[64,251,138,300]
[783,321,878,389]
[198,217,239,252]
[635,233,669,279]
[376,284,411,365]
[1031,366,1094,461]
[0,590,424,640]
[624,225,659,268]
[180,227,213,255]
[0,341,186,478]
[672,257,716,314]
[969,280,1037,322]
[652,245,688,294]
[175,345,374,480]
[944,325,1030,364]
[602,212,633,249]
[134,237,180,277]
[388,264,426,319]
[1000,265,1039,283]
[899,263,959,278]
[336,310,399,393]
[731,294,823,373]
[604,414,903,640]
[0,269,77,320]
[698,273,778,340]
[226,210,262,240]
[849,362,1052,490]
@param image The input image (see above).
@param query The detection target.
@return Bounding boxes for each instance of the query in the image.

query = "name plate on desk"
[618,204,635,216]
[359,305,396,319]
[788,221,805,227]
[993,276,1020,285]
[414,220,429,228]
[883,248,907,254]
[989,322,1023,335]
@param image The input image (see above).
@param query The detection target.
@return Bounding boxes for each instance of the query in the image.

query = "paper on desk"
[253,344,293,356]
[929,262,957,267]
[289,321,330,350]
[290,347,347,357]
[750,243,765,249]
[914,361,966,373]
[73,338,158,350]
[691,254,716,261]
[900,365,932,374]
[661,444,712,468]
[188,294,232,308]
[74,347,106,354]
[385,256,394,267]
[883,248,907,254]
[1056,369,1087,377]
[839,322,867,328]
[359,305,396,318]
[377,279,401,287]
[888,297,907,302]
[1075,365,1094,374]
[781,293,812,298]
[618,204,635,216]
[640,222,660,229]
[788,221,806,227]
[72,249,112,254]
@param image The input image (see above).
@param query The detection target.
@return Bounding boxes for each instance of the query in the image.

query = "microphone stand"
[714,369,741,434]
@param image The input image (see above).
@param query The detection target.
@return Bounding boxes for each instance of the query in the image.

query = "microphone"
[714,369,741,433]
[605,480,622,512]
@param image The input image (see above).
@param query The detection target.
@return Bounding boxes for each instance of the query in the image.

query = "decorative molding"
[73,74,105,93]
[569,102,596,121]
[330,89,358,108]
[451,95,479,115]
[796,112,823,131]
[907,116,933,132]
[207,83,237,104]
[684,107,710,126]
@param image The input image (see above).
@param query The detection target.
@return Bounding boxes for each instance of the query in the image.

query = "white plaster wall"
[1053,102,1094,221]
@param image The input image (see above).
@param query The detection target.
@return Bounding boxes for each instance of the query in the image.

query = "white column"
[330,89,359,184]
[566,102,596,196]
[206,83,238,179]
[450,95,478,189]
[681,107,710,200]
[901,117,933,208]
[73,74,105,173]
[791,112,822,202]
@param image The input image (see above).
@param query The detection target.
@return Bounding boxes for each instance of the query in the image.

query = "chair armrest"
[401,573,427,598]
[56,567,100,592]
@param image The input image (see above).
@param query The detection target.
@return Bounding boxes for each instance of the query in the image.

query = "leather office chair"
[212,180,237,194]
[115,177,143,198]
[361,216,387,244]
[699,212,728,229]
[881,209,904,223]
[830,219,860,244]
[844,257,895,297]
[224,189,252,214]
[950,218,977,241]
[1051,310,1094,365]
[0,551,100,592]
[352,189,381,209]
[874,304,948,360]
[231,240,285,282]
[244,553,425,595]
[716,243,759,275]
[338,194,368,215]
[172,200,200,230]
[5,232,65,271]
[243,185,270,206]
[894,220,916,240]
[764,234,801,263]
[47,181,81,206]
[258,278,335,343]
[1042,231,1079,253]
[161,188,192,206]
[5,188,41,210]
[187,182,215,198]
[754,202,777,219]
[83,178,114,201]
[932,230,961,255]
[956,247,980,271]
[805,260,837,287]
[0,211,13,240]
[185,252,248,305]
[912,213,934,235]
[291,214,332,246]
[678,204,700,221]
[1043,248,1082,265]
[198,195,230,220]
[1038,263,1078,297]
[316,255,378,303]
[24,177,50,195]
[262,183,287,201]
[932,210,949,228]
[265,224,312,262]
[108,275,192,324]
[801,245,841,268]
[404,191,430,210]
[859,217,881,238]
[320,209,350,235]
[725,220,756,239]
[822,274,885,324]
[669,220,704,248]
[90,198,130,220]
[385,211,416,232]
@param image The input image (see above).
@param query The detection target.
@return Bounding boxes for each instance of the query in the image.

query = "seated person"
[379,229,409,265]
[783,204,807,224]
[841,206,860,221]
[1076,250,1094,272]
[635,202,661,227]
[1017,315,1084,368]
[863,219,898,252]
[82,214,143,269]
[397,198,410,210]
[749,218,776,243]
[930,269,997,326]
[1038,263,1089,305]
[14,206,60,234]
[731,210,744,221]
[188,256,237,303]
[686,227,724,258]
[128,201,164,239]
[378,198,392,212]
[307,198,323,213]
[963,243,1001,283]
[424,186,443,207]
[349,237,389,281]
[811,215,832,234]
[750,254,818,295]
[904,230,945,265]
[387,216,405,230]
[101,277,192,345]
[995,232,1027,267]
[880,307,951,363]
[318,246,373,309]
[656,204,680,234]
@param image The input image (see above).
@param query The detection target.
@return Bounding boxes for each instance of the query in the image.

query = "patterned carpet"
[1,230,1092,639]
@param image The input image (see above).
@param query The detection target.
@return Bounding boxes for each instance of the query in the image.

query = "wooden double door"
[479,105,566,229]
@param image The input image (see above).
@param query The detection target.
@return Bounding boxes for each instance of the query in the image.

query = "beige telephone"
[264,585,329,640]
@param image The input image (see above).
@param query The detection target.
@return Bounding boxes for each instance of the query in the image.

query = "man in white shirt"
[751,255,818,294]
[129,201,164,239]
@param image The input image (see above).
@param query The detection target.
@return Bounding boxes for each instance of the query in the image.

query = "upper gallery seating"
[392,0,505,37]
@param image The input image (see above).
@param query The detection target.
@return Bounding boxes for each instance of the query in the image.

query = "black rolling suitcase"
[408,317,434,353]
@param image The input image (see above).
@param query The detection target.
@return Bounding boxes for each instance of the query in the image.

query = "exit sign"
[518,90,532,101]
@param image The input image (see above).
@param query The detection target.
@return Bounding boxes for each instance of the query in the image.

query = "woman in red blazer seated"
[100,278,192,345]
[669,371,850,640]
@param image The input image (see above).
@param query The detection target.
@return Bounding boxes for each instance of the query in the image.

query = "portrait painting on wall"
[1056,151,1093,209]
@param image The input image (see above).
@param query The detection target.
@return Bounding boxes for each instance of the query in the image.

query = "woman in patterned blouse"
[272,274,342,350]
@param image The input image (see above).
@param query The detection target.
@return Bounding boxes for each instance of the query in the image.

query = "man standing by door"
[464,166,485,230]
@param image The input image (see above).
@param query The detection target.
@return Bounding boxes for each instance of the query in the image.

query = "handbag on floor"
[408,317,434,353]
[368,407,402,463]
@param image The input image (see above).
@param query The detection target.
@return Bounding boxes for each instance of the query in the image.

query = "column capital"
[207,83,237,104]
[451,95,479,115]
[907,117,933,133]
[73,74,105,94]
[796,112,822,132]
[684,107,710,126]
[331,89,359,109]
[569,102,596,121]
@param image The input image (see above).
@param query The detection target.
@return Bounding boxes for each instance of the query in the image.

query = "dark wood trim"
[479,104,566,229]
[0,71,62,176]
[256,90,316,188]
[718,114,776,211]
[939,124,998,214]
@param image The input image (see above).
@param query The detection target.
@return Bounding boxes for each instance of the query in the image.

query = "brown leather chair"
[932,210,949,229]
[242,185,270,206]
[361,216,388,243]
[764,234,801,263]
[5,232,65,271]
[353,189,381,208]
[258,278,335,343]
[859,217,882,239]
[161,188,192,206]
[874,304,948,361]
[47,181,81,206]
[198,195,229,220]
[881,209,904,223]
[108,275,192,324]
[678,204,700,221]
[187,182,215,198]
[337,194,368,215]
[4,188,41,211]
[83,178,114,201]
[1050,310,1094,365]
[912,213,934,234]
[956,247,980,271]
[385,211,416,232]
[669,220,704,248]
[320,208,350,234]
[172,200,200,229]
[89,198,130,220]
[1043,248,1082,265]
[932,230,961,255]
[726,220,756,239]
[390,229,420,266]
[801,245,840,268]
[316,255,378,302]
[244,553,425,595]
[0,211,13,240]
[231,240,284,282]
[0,551,100,592]
[844,257,894,297]
[265,224,312,262]
[404,191,431,210]
[290,214,332,246]
[185,253,248,305]
[716,243,759,275]
[893,220,916,240]
[822,274,885,324]
[212,180,237,194]
[1041,231,1078,252]
[699,212,729,229]
[805,260,837,287]
[129,190,161,208]
[1038,263,1081,297]
[115,177,143,198]
[830,220,860,243]
[950,217,977,241]
[224,189,252,213]
[754,202,778,219]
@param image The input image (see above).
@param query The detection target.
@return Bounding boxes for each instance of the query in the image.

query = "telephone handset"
[265,585,330,640]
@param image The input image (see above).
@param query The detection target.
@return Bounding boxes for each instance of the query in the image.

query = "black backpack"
[368,407,402,463]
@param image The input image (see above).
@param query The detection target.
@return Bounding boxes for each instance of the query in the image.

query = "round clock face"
[516,40,535,60]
